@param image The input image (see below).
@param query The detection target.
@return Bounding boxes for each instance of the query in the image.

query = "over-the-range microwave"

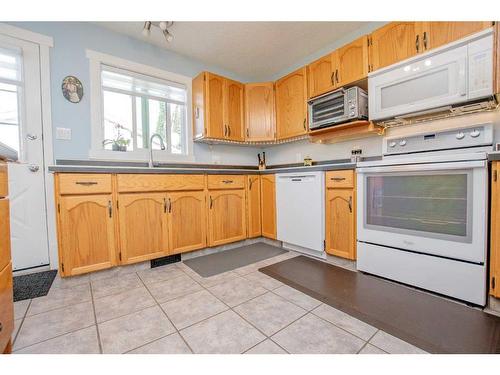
[308,86,368,130]
[369,28,494,121]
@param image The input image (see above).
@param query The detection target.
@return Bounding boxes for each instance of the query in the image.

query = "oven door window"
[365,171,472,242]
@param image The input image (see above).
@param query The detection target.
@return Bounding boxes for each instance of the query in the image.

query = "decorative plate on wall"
[61,75,83,103]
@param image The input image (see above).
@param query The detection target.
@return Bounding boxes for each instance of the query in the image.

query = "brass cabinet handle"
[168,198,172,213]
[303,118,306,131]
[331,177,346,181]
[330,71,335,85]
[222,180,233,184]
[423,31,428,50]
[335,69,339,83]
[249,178,253,190]
[108,200,112,218]
[415,34,420,53]
[163,198,167,213]
[348,196,352,213]
[75,181,98,186]
[0,321,3,333]
[209,196,213,209]
[228,125,231,137]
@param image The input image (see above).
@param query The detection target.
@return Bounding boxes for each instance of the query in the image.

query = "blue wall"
[10,22,252,161]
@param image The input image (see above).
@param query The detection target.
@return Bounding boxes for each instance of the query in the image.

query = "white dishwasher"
[276,171,325,255]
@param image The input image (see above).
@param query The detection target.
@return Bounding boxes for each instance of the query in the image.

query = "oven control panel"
[383,123,493,155]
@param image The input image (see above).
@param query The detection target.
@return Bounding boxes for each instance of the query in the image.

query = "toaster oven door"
[309,91,347,129]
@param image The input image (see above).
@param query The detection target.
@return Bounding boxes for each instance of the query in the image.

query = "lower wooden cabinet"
[246,175,262,238]
[325,170,356,260]
[0,199,11,272]
[118,193,169,264]
[261,174,276,239]
[58,194,116,276]
[490,161,500,297]
[0,262,14,354]
[207,189,247,246]
[167,191,207,254]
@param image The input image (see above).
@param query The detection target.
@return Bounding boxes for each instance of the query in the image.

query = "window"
[88,50,192,161]
[0,45,23,155]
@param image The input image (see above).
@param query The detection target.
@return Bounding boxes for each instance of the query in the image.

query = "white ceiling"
[97,22,370,81]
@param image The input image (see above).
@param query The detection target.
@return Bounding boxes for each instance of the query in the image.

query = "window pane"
[0,124,20,153]
[0,85,19,125]
[0,46,22,82]
[103,90,133,151]
[168,102,185,154]
[148,99,166,150]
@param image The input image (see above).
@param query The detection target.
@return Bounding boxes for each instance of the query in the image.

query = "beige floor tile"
[94,286,156,323]
[147,274,203,303]
[208,276,267,307]
[128,333,192,354]
[245,339,288,354]
[160,289,228,330]
[272,313,365,354]
[242,271,283,290]
[233,260,271,276]
[91,273,143,299]
[14,301,95,350]
[272,285,322,311]
[369,331,427,354]
[89,263,138,282]
[234,292,306,336]
[98,305,175,354]
[14,326,100,354]
[14,299,31,320]
[51,273,90,289]
[137,264,185,285]
[359,343,387,354]
[312,304,378,341]
[191,271,240,288]
[12,319,22,343]
[180,310,265,354]
[27,283,91,316]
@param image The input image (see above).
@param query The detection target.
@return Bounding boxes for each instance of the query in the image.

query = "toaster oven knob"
[399,140,407,147]
[470,129,481,138]
[389,141,397,148]
[456,132,465,140]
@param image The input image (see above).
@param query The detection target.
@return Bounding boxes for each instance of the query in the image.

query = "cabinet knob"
[0,322,3,333]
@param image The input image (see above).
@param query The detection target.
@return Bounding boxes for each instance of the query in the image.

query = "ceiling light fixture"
[142,21,174,43]
[142,21,152,37]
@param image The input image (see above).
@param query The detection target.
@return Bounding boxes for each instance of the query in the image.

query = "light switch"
[56,127,72,140]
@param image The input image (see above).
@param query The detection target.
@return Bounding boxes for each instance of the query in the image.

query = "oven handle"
[357,160,486,174]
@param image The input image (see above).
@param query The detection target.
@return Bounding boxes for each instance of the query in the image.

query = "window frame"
[87,50,194,162]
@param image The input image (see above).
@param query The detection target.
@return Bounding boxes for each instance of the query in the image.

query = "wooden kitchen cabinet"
[275,67,308,139]
[307,52,337,99]
[0,262,13,354]
[192,72,244,141]
[490,161,500,297]
[57,194,116,276]
[325,170,356,260]
[246,175,262,238]
[167,191,207,254]
[260,174,276,239]
[420,22,492,51]
[0,199,11,273]
[337,35,369,87]
[368,22,421,71]
[207,189,247,246]
[117,193,169,264]
[245,82,276,141]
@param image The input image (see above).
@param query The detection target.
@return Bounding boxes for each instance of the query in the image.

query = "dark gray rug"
[13,270,58,302]
[184,242,286,277]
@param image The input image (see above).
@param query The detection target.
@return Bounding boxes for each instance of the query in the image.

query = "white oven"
[356,124,491,306]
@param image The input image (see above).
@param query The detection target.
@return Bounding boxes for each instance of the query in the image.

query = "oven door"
[357,160,487,263]
[308,90,347,129]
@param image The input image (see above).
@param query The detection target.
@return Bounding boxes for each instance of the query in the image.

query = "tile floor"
[11,249,427,354]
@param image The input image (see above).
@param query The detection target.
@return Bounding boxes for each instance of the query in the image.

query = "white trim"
[87,49,194,162]
[0,23,53,47]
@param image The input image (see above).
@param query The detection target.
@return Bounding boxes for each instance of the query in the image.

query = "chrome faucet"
[148,133,166,168]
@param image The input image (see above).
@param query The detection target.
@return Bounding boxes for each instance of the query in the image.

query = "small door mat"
[260,255,500,354]
[13,270,58,302]
[184,242,286,277]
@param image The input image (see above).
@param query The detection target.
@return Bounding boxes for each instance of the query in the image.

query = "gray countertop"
[488,151,500,161]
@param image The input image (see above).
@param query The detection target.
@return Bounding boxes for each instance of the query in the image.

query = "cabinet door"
[0,262,13,353]
[245,82,275,141]
[118,193,169,264]
[225,78,245,141]
[192,72,206,139]
[167,191,207,254]
[208,189,246,246]
[337,35,369,87]
[58,195,116,276]
[421,21,492,51]
[490,161,500,297]
[205,72,225,139]
[260,175,276,239]
[307,52,336,99]
[325,188,356,260]
[369,22,420,71]
[0,199,11,272]
[276,67,308,139]
[247,175,262,238]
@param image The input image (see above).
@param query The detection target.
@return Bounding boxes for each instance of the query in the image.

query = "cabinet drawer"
[58,174,112,195]
[0,199,11,272]
[326,170,354,188]
[207,175,245,190]
[117,174,205,192]
[0,262,13,353]
[0,162,7,198]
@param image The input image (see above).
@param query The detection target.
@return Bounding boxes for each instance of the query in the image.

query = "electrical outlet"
[56,127,72,140]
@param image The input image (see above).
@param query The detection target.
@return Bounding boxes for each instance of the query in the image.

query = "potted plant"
[103,120,131,152]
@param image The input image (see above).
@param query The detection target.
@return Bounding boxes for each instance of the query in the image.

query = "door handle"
[330,71,335,85]
[415,34,420,53]
[348,196,352,213]
[335,69,339,84]
[26,133,38,141]
[303,118,306,131]
[423,32,428,50]
[222,180,233,184]
[164,198,167,213]
[75,181,97,186]
[330,177,346,181]
[209,196,213,209]
[168,198,172,213]
[108,200,113,218]
[28,164,40,172]
[228,125,231,137]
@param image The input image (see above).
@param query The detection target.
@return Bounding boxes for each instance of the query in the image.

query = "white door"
[0,34,50,271]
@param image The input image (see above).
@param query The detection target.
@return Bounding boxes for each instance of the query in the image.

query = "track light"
[142,21,174,43]
[142,21,152,36]
[163,29,173,43]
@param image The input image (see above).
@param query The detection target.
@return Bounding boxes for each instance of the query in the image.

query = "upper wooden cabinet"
[192,72,244,141]
[275,67,308,139]
[420,22,492,51]
[245,82,276,141]
[57,194,116,276]
[368,22,421,71]
[246,175,262,238]
[260,174,276,239]
[337,35,369,87]
[307,53,337,99]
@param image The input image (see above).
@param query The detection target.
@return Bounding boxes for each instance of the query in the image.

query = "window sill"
[88,149,195,163]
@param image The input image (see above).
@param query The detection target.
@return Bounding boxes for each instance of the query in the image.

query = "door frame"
[0,23,58,270]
